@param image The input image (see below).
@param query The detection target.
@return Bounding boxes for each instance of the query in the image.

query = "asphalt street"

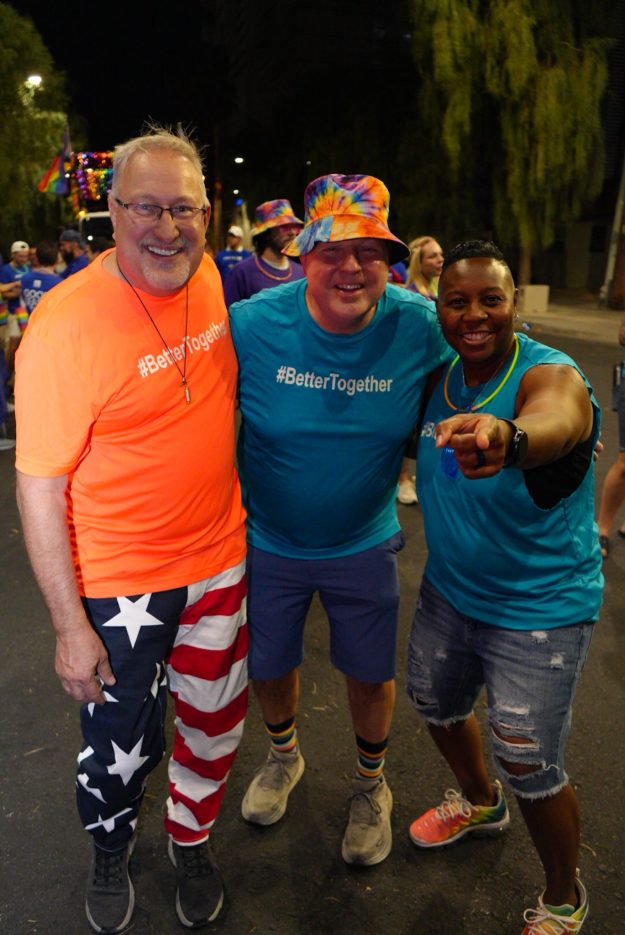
[1,320,623,935]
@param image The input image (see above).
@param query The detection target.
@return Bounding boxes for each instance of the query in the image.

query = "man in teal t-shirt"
[230,174,452,867]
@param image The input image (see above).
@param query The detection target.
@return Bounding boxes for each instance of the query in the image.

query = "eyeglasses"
[113,197,207,222]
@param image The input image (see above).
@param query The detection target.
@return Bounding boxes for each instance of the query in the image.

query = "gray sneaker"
[85,837,135,933]
[241,748,305,825]
[342,776,393,866]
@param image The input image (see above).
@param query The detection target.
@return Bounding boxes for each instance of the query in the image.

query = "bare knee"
[493,725,541,777]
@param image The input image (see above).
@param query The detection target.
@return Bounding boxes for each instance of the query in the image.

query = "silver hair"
[111,122,207,203]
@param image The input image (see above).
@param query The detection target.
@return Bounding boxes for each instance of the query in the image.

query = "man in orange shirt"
[15,127,247,934]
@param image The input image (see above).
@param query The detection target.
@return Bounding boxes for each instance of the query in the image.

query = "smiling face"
[109,149,209,296]
[300,238,389,334]
[437,256,518,383]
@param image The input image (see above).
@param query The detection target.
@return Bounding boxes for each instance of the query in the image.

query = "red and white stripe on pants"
[165,559,248,844]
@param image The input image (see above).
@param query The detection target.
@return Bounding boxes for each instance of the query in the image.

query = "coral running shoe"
[522,875,588,934]
[409,780,510,848]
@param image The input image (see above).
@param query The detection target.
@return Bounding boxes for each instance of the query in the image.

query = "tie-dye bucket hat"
[251,199,303,236]
[283,174,409,263]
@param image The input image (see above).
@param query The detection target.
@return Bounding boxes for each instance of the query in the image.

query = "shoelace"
[177,845,214,880]
[93,850,126,887]
[522,905,583,934]
[257,755,296,790]
[434,790,475,823]
[348,790,382,826]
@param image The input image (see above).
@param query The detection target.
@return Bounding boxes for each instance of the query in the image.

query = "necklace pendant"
[183,381,191,404]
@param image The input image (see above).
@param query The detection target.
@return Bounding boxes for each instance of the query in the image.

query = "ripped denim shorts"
[406,576,594,800]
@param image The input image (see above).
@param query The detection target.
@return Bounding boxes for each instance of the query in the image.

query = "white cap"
[11,240,29,253]
[227,225,243,238]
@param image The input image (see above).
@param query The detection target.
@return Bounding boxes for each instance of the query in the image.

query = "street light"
[234,156,244,164]
[22,74,43,105]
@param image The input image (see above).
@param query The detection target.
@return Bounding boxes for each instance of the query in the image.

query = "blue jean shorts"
[406,576,594,800]
[246,532,405,683]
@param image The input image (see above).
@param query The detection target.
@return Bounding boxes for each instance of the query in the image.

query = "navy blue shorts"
[247,532,404,682]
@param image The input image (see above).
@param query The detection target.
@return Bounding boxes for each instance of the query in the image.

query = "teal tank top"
[417,333,603,629]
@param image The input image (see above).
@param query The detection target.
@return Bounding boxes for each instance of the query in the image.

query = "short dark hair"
[36,240,58,267]
[88,236,114,255]
[252,229,272,255]
[441,239,507,276]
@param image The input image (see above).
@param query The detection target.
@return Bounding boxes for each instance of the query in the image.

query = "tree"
[407,0,614,281]
[0,3,70,249]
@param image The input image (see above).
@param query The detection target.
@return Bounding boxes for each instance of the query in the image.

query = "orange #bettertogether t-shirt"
[15,252,246,597]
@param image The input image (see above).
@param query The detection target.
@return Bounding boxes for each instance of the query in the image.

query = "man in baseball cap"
[0,241,30,313]
[223,198,304,307]
[0,239,31,411]
[229,173,453,865]
[214,224,251,284]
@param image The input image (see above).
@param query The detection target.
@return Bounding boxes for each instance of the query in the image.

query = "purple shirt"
[224,253,304,308]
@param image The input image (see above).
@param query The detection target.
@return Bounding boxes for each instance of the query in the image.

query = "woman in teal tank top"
[406,241,601,935]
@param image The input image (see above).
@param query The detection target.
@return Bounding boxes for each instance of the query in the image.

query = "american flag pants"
[76,559,247,851]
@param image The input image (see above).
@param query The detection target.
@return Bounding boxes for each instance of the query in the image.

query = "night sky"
[12,1,227,149]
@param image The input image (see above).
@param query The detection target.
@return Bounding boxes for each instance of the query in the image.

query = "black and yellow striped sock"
[265,717,298,756]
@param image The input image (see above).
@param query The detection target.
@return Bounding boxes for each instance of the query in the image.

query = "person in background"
[15,126,247,934]
[214,225,251,283]
[405,235,444,299]
[20,241,62,318]
[85,236,115,263]
[0,240,30,400]
[397,235,446,505]
[597,313,625,558]
[407,239,601,935]
[58,229,88,278]
[0,240,30,317]
[224,200,304,307]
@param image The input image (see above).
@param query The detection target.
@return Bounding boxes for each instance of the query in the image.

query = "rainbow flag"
[38,127,71,195]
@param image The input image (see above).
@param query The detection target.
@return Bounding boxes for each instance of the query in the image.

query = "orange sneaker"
[409,780,510,848]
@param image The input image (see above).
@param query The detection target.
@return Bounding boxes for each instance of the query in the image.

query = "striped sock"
[265,717,298,756]
[355,734,387,783]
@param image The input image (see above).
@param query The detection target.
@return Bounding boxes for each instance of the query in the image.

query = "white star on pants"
[103,594,164,648]
[85,808,134,833]
[107,738,150,786]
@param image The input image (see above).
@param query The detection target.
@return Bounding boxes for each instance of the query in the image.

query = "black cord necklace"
[117,261,191,403]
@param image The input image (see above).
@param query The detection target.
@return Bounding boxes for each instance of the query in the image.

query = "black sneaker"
[85,838,135,933]
[168,838,224,928]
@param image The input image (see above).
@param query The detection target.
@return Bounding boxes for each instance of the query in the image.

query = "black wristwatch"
[501,419,528,468]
